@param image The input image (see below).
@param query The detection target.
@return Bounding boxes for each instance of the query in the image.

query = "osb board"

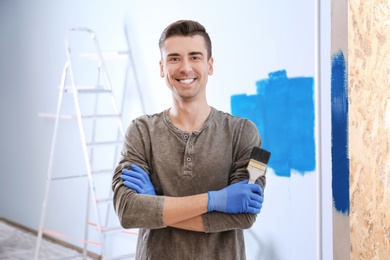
[348,0,390,259]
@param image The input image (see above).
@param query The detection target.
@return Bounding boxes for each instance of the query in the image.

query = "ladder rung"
[97,198,112,204]
[103,226,123,233]
[92,169,115,175]
[51,174,87,181]
[86,140,123,146]
[36,250,85,260]
[38,113,77,120]
[63,85,110,93]
[104,253,136,260]
[48,254,83,260]
[79,51,129,61]
[82,114,121,119]
[38,113,121,120]
[50,169,114,181]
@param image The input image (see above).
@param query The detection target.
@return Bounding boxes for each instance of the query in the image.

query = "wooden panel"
[331,1,350,259]
[348,0,390,258]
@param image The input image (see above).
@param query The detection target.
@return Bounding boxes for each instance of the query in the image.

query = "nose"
[179,59,192,73]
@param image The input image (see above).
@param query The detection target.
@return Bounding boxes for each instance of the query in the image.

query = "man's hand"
[207,180,263,214]
[121,164,156,195]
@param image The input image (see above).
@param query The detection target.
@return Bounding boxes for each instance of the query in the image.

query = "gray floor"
[0,219,94,260]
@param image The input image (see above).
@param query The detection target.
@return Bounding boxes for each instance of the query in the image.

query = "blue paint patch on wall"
[331,50,350,215]
[231,70,315,177]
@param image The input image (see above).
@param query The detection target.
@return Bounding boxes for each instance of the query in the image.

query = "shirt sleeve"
[112,119,166,229]
[202,119,265,233]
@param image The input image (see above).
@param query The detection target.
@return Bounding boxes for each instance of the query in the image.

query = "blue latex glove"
[121,164,156,195]
[208,180,263,214]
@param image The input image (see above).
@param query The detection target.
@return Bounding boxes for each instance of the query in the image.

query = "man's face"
[159,35,214,102]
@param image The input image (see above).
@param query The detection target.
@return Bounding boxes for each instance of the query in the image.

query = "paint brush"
[247,147,271,184]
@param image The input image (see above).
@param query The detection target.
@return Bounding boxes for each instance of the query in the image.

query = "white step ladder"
[34,27,138,260]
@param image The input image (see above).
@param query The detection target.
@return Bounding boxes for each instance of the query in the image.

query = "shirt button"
[183,135,189,139]
[186,157,191,161]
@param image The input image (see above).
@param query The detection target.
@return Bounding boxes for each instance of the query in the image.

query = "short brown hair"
[158,20,212,59]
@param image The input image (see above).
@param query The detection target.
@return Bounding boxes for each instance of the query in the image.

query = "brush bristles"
[250,147,271,165]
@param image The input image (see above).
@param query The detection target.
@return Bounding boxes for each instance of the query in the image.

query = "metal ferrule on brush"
[248,159,267,174]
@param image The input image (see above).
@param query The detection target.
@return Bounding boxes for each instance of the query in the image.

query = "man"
[112,20,265,259]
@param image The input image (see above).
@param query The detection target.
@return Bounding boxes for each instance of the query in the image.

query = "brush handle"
[247,166,265,185]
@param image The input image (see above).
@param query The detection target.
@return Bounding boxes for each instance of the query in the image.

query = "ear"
[159,60,164,78]
[208,57,214,75]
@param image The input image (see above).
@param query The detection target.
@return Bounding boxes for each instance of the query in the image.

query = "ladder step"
[82,114,121,119]
[51,169,115,181]
[97,198,112,204]
[103,226,123,233]
[51,174,87,181]
[86,140,123,146]
[63,85,110,93]
[42,253,83,260]
[38,113,78,120]
[92,169,115,175]
[79,51,129,61]
[104,253,136,260]
[38,113,121,120]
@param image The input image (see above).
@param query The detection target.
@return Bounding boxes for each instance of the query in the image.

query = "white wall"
[0,1,332,259]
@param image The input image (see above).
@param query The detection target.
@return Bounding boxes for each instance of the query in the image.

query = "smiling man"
[112,20,265,260]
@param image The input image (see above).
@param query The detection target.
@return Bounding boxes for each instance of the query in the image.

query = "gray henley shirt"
[112,107,264,260]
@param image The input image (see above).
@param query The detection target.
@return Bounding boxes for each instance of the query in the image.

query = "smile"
[179,78,195,85]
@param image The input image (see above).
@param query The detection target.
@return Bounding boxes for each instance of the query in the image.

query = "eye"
[169,57,179,62]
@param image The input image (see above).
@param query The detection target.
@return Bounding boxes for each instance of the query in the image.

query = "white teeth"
[180,79,194,84]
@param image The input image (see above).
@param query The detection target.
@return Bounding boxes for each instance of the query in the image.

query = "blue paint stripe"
[331,50,350,215]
